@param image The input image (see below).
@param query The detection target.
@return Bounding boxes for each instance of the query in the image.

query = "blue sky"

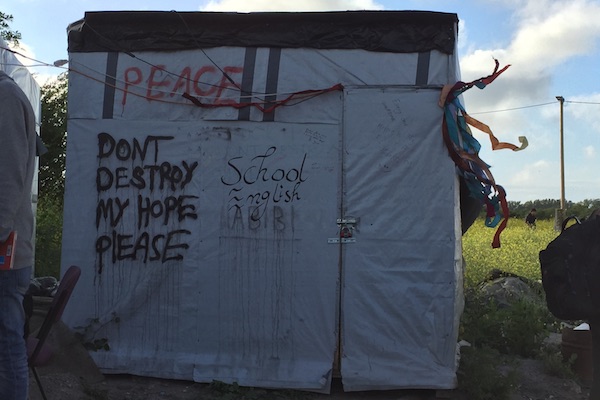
[4,0,600,202]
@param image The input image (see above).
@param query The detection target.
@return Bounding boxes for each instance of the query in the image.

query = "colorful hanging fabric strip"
[440,59,528,248]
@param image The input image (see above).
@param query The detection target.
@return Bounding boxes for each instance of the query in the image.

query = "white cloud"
[567,93,600,134]
[457,0,600,201]
[584,145,596,158]
[510,160,551,185]
[200,0,384,12]
[457,20,468,51]
[510,1,600,74]
[460,0,600,103]
[495,158,560,201]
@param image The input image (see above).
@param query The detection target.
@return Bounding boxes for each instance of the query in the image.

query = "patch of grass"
[208,381,314,400]
[458,284,556,399]
[463,218,558,287]
[457,345,518,400]
[539,344,578,380]
[209,381,266,400]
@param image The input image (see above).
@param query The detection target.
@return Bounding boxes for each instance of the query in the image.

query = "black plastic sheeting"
[68,11,458,55]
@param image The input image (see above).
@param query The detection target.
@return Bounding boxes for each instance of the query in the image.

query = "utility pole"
[555,96,565,230]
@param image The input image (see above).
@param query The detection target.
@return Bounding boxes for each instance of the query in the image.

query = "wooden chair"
[27,265,81,400]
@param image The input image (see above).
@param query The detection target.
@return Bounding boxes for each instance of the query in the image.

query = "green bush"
[499,298,550,357]
[460,289,550,357]
[458,286,556,399]
[34,196,63,278]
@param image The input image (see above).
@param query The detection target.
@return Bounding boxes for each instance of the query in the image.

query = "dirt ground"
[28,325,591,400]
[28,360,591,400]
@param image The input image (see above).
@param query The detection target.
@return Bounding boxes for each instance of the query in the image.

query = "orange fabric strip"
[463,113,528,152]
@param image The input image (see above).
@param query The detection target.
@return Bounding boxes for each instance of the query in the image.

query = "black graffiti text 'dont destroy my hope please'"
[94,132,199,272]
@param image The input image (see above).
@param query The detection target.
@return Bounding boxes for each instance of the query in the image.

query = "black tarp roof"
[68,10,458,55]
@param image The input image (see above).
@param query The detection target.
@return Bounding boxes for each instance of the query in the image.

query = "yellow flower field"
[462,218,559,288]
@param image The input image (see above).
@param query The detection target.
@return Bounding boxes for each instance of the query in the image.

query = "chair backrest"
[28,265,81,364]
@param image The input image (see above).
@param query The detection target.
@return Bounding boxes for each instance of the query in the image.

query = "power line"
[470,101,556,115]
[470,99,600,115]
[0,45,68,71]
[5,44,600,114]
[567,100,600,105]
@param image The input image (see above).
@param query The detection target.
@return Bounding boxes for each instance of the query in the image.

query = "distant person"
[525,208,537,228]
[0,70,37,400]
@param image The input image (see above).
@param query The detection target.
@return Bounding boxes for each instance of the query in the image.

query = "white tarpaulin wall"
[62,11,462,393]
[1,38,41,254]
[0,38,41,115]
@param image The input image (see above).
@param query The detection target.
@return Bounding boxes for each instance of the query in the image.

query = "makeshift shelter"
[62,11,465,393]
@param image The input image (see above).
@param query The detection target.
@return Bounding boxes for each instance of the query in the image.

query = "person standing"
[525,208,537,228]
[0,70,37,400]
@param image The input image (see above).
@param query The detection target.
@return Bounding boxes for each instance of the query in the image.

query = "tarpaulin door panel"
[189,121,343,392]
[340,88,461,391]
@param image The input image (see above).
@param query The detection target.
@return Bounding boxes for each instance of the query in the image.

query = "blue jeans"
[0,267,31,400]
